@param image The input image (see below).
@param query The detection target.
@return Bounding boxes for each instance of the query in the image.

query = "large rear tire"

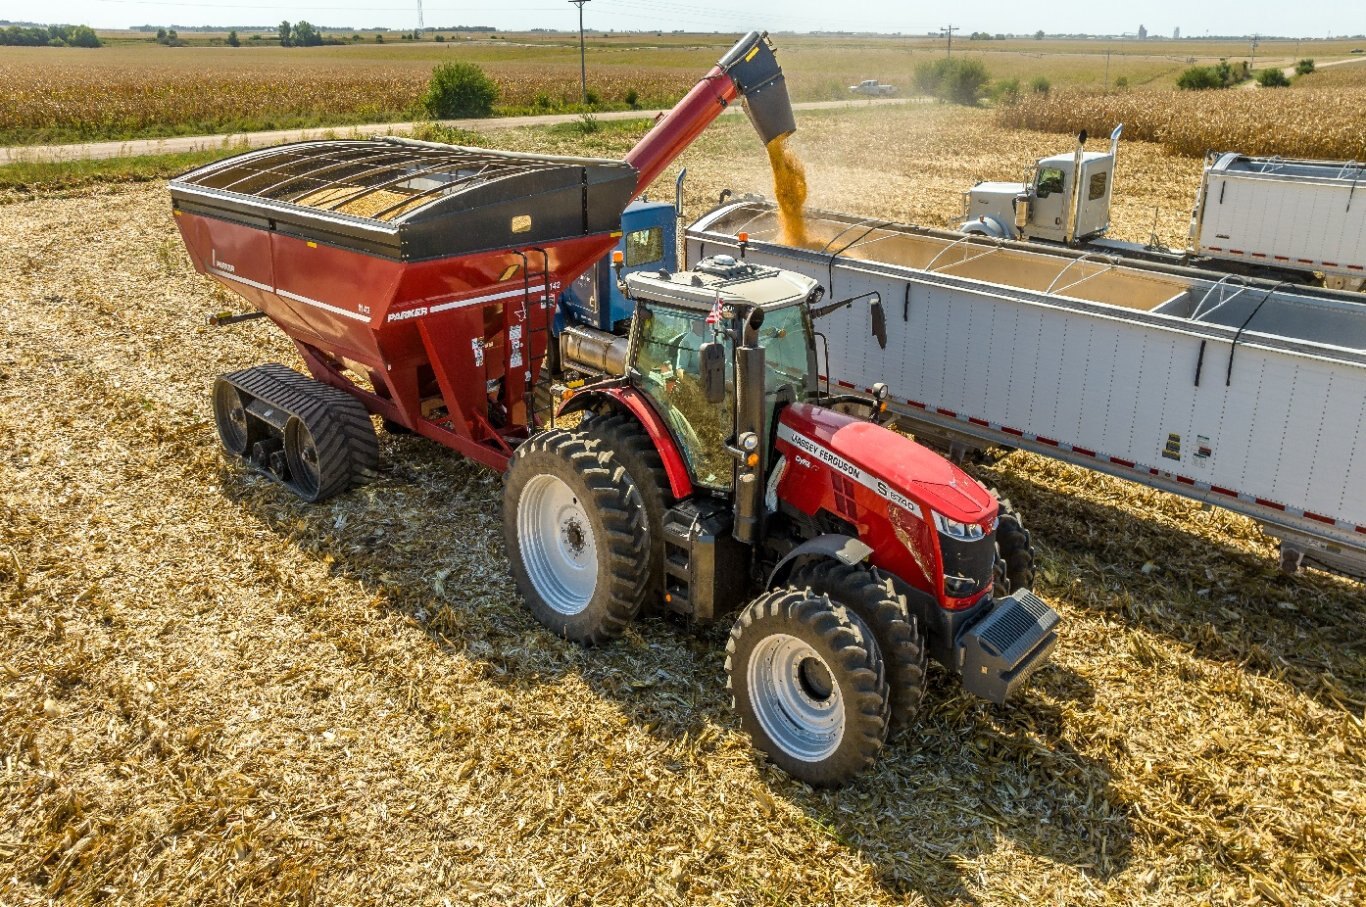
[789,560,926,732]
[503,429,649,645]
[992,492,1036,596]
[581,411,673,603]
[726,587,889,786]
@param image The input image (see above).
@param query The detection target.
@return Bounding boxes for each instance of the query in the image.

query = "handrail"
[923,233,1001,274]
[1191,273,1251,321]
[1043,252,1117,296]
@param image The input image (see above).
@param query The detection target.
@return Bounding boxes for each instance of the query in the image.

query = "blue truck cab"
[557,200,678,333]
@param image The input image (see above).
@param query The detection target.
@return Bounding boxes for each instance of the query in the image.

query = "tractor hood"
[778,403,995,526]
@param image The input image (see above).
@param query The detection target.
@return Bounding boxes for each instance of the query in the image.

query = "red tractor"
[504,252,1058,785]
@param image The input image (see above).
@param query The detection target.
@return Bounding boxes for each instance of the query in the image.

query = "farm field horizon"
[4,30,1366,146]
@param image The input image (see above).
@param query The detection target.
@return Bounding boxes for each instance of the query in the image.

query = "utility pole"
[416,0,423,30]
[941,24,957,59]
[1104,48,1111,91]
[569,0,591,106]
[1249,33,1259,72]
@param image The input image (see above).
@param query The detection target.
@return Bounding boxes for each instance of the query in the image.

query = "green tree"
[278,20,292,47]
[913,57,990,106]
[423,61,499,118]
[291,21,321,46]
[67,25,101,47]
[1257,67,1291,88]
[1034,29,1044,40]
[227,29,240,47]
[155,27,167,42]
[1030,75,1051,95]
[1295,58,1315,75]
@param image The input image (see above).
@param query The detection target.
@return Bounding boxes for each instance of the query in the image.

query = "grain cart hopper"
[170,31,1060,785]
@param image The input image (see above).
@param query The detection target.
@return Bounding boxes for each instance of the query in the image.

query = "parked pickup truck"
[849,79,897,96]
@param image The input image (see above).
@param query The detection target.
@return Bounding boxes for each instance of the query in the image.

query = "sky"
[9,0,1361,38]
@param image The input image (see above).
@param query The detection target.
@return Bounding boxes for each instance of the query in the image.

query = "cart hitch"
[206,310,268,327]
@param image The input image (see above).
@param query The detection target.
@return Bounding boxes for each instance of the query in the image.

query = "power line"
[941,23,957,58]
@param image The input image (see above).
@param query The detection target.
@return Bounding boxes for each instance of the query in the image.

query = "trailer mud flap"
[957,590,1059,705]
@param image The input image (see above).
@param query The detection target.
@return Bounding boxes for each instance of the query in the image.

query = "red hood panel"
[779,403,995,523]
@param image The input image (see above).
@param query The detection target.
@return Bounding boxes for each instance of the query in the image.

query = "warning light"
[611,250,624,264]
[738,232,749,243]
[746,453,759,468]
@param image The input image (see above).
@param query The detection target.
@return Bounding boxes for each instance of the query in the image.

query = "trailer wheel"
[726,587,889,786]
[789,560,926,732]
[992,493,1036,595]
[212,378,260,456]
[581,411,673,602]
[503,429,649,645]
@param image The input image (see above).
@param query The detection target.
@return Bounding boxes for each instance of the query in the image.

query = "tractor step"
[957,590,1059,705]
[660,500,748,621]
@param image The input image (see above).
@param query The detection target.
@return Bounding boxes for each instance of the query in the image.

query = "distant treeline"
[1,23,101,46]
[129,23,498,33]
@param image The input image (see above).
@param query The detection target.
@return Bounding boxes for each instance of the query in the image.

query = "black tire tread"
[790,560,927,731]
[503,428,650,645]
[222,363,379,503]
[725,586,889,786]
[990,491,1036,596]
[581,411,673,601]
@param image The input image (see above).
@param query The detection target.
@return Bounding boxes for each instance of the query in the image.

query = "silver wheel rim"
[517,473,598,615]
[214,383,249,454]
[285,419,321,497]
[747,633,845,762]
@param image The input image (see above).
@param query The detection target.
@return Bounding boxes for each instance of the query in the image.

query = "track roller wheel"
[503,428,650,645]
[726,587,889,786]
[991,491,1036,596]
[581,411,673,602]
[789,560,926,732]
[212,378,261,456]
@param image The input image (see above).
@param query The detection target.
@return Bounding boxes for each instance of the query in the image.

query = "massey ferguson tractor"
[169,31,1059,785]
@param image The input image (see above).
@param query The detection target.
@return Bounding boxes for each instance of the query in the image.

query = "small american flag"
[705,291,723,325]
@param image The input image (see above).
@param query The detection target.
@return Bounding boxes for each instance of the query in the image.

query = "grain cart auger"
[509,254,1059,785]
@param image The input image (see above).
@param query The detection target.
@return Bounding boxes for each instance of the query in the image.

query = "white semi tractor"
[959,127,1366,292]
[688,199,1366,580]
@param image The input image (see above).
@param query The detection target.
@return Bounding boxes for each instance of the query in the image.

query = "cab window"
[632,303,733,489]
[624,227,665,267]
[1088,171,1108,201]
[1036,167,1065,197]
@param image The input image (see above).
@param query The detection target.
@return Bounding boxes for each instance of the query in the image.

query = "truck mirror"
[698,341,727,404]
[869,294,887,349]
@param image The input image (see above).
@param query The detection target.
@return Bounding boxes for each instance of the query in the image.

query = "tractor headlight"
[933,512,986,541]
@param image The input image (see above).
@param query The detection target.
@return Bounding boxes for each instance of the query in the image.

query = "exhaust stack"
[625,31,795,196]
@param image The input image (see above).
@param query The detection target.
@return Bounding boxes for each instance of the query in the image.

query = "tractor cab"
[623,255,821,490]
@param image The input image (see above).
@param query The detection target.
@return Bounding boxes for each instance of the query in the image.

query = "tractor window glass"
[624,227,665,267]
[759,305,814,400]
[632,304,734,489]
[1036,167,1064,197]
[1088,172,1108,201]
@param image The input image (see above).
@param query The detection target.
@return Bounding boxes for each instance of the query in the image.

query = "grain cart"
[960,127,1366,291]
[170,31,1060,785]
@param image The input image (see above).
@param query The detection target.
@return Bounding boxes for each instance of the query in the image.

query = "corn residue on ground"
[1,106,1363,907]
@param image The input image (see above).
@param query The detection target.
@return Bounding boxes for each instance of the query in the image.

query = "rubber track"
[223,363,379,502]
[581,411,673,601]
[725,587,888,785]
[790,560,926,731]
[505,428,650,645]
[991,491,1036,595]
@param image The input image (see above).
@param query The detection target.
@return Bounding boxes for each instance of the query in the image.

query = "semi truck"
[959,127,1366,292]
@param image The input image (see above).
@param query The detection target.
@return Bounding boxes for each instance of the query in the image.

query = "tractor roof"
[625,258,820,311]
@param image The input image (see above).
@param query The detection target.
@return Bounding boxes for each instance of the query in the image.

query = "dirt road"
[0,98,916,165]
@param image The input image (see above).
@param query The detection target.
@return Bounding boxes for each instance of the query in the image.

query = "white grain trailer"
[1191,153,1366,292]
[689,200,1366,579]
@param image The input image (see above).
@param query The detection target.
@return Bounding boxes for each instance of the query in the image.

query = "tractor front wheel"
[992,492,1036,596]
[503,429,649,645]
[726,587,889,786]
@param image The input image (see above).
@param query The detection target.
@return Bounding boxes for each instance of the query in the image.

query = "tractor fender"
[558,385,695,499]
[768,534,874,590]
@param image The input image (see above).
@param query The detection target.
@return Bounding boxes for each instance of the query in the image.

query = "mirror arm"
[810,290,880,320]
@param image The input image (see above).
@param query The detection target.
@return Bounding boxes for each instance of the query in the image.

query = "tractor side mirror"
[868,294,887,349]
[698,342,727,404]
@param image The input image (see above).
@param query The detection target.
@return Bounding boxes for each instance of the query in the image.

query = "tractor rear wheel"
[992,492,1036,596]
[789,560,926,732]
[581,411,673,603]
[503,429,650,645]
[726,587,889,786]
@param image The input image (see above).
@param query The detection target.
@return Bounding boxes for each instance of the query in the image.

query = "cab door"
[1028,164,1068,242]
